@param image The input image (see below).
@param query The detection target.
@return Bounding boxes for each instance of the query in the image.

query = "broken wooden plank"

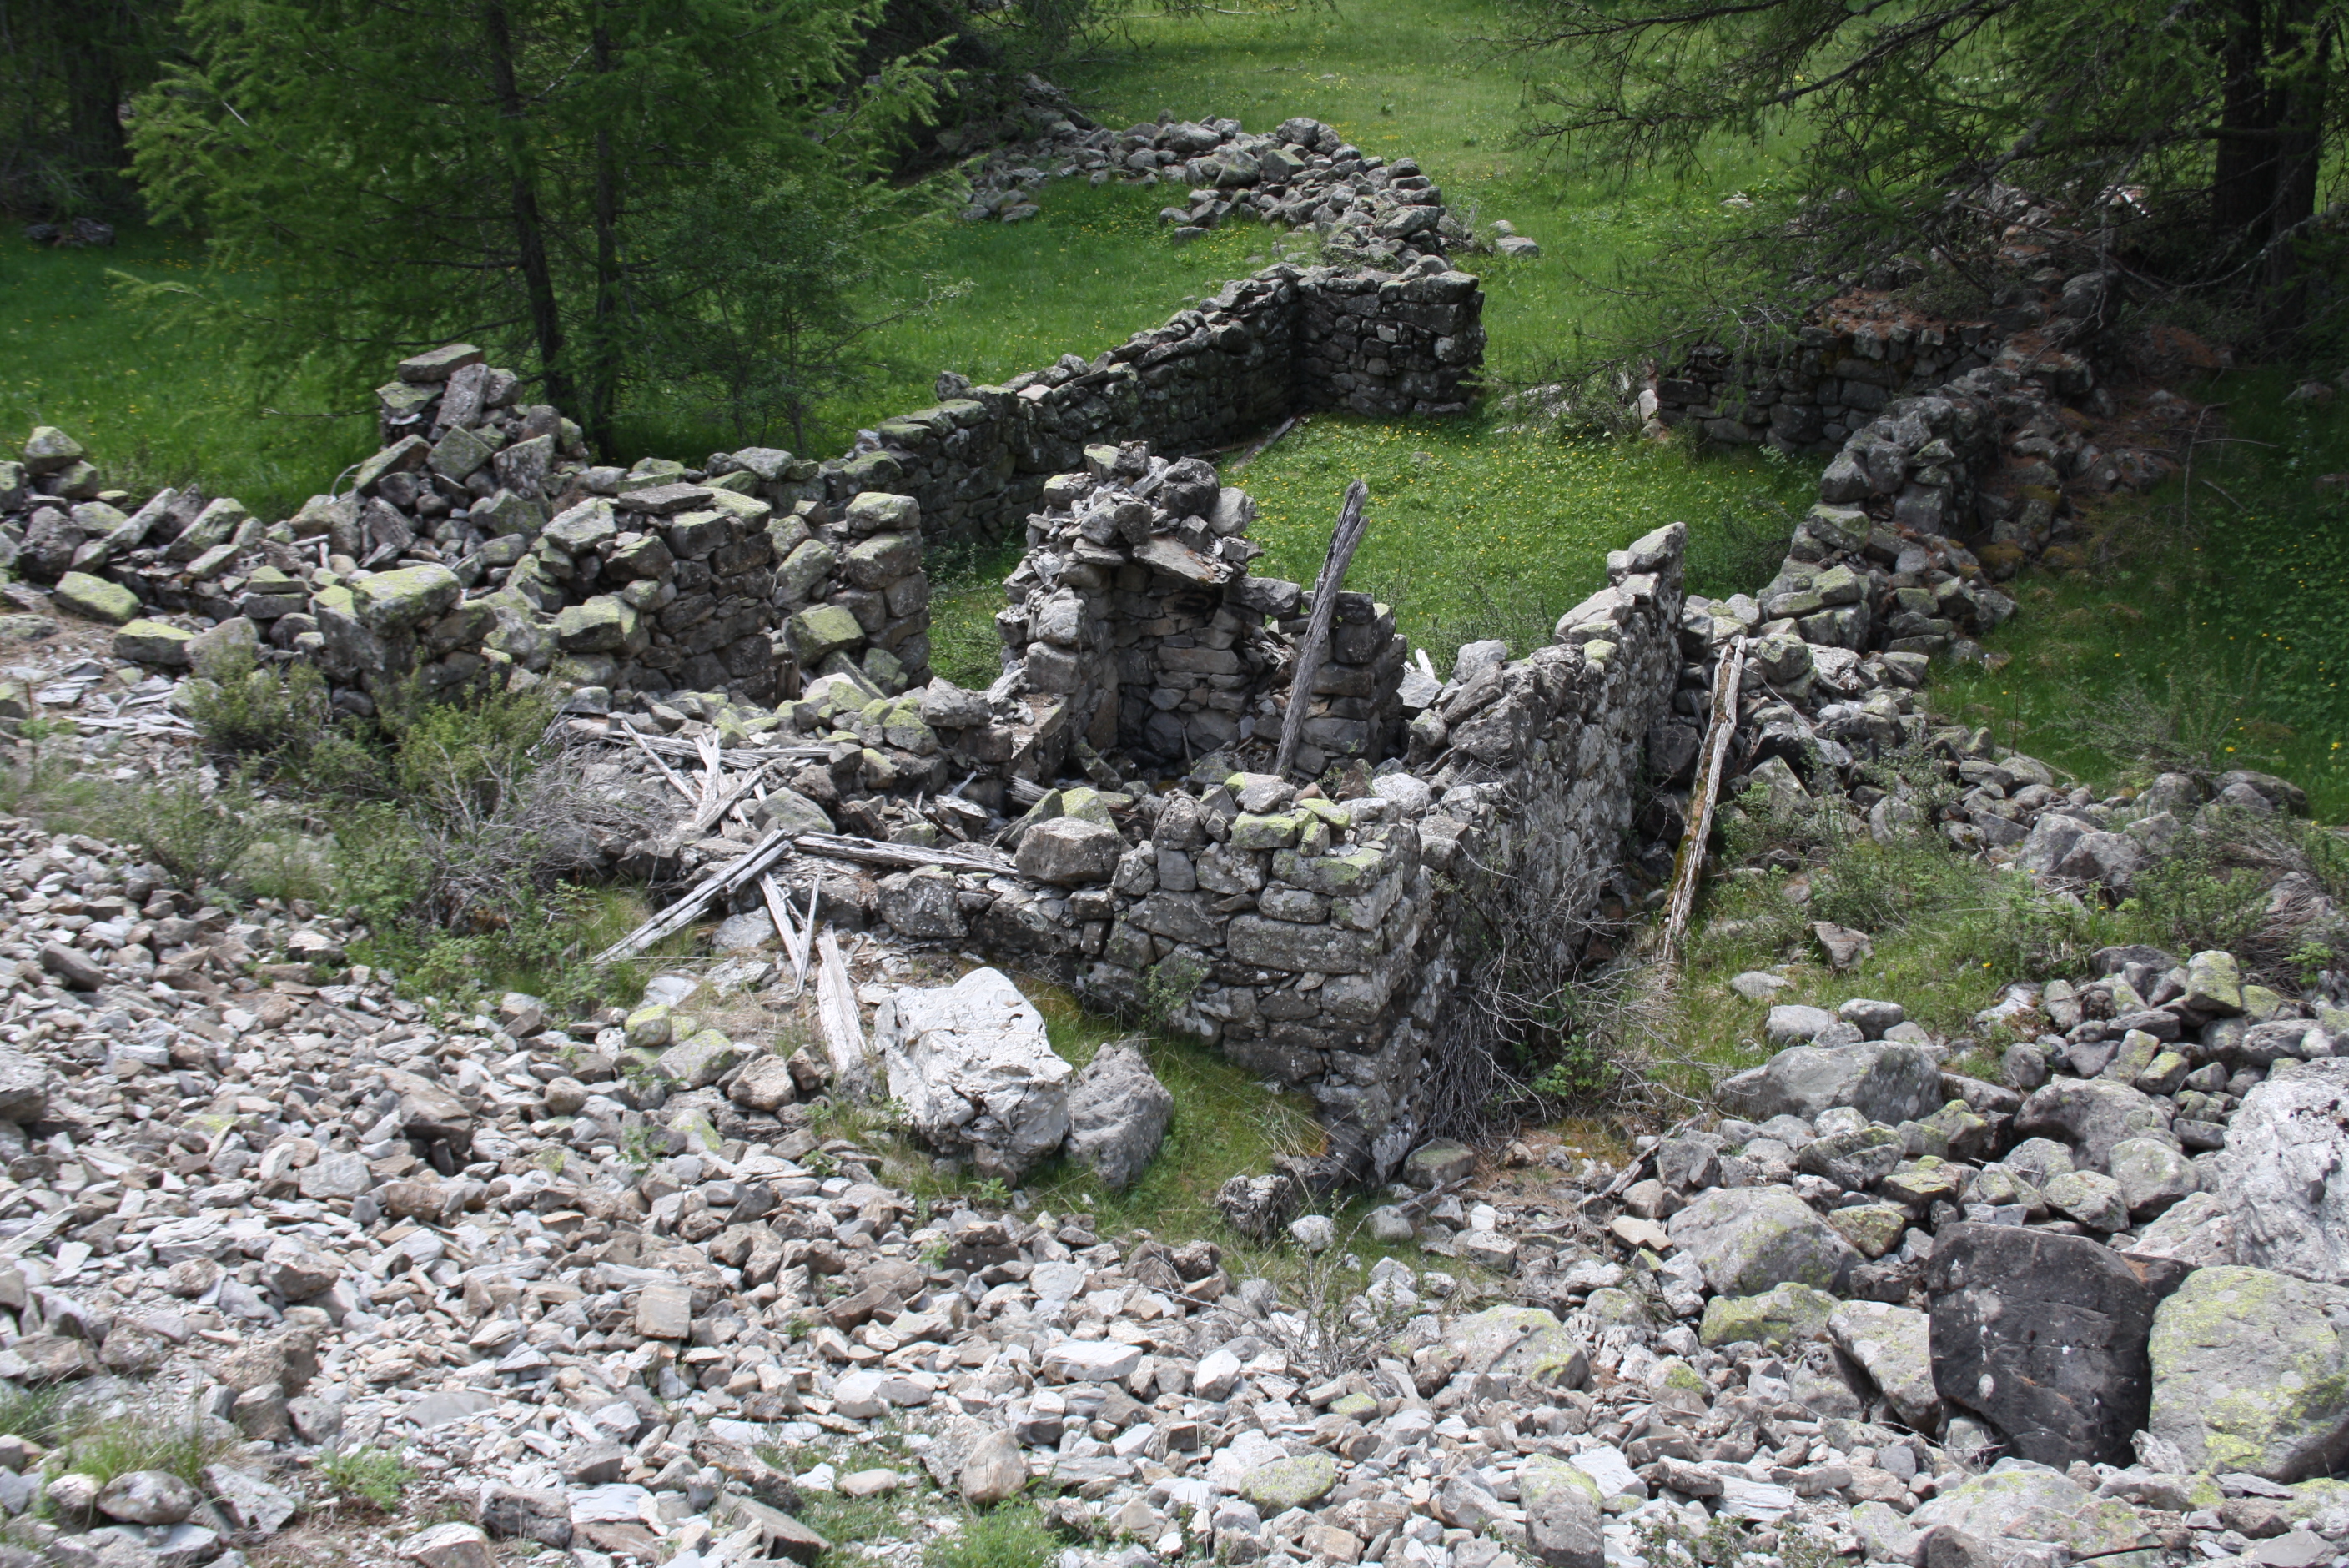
[791,832,1013,875]
[761,872,812,993]
[816,931,874,1098]
[593,828,792,964]
[1274,478,1370,779]
[685,760,771,838]
[624,724,700,806]
[1657,636,1748,972]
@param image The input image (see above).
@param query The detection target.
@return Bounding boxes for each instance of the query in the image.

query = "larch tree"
[128,0,945,446]
[1500,0,2345,345]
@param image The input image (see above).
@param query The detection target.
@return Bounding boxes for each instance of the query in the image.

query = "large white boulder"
[877,967,1070,1179]
[2220,1058,2349,1284]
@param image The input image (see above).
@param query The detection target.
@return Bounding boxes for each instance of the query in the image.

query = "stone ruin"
[0,133,2200,1194]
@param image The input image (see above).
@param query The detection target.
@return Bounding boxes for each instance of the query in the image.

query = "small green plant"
[99,771,279,893]
[619,1125,666,1171]
[183,645,382,795]
[316,1446,415,1510]
[0,1385,71,1445]
[48,1400,226,1489]
[969,1175,1013,1210]
[0,726,106,828]
[1140,953,1205,1033]
[929,1503,1060,1567]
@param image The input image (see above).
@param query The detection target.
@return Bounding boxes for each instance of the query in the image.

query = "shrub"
[315,1446,414,1510]
[1954,872,2114,983]
[182,645,381,796]
[101,772,275,892]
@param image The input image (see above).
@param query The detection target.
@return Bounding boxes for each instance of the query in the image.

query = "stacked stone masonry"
[847,261,1481,548]
[0,205,2168,1180]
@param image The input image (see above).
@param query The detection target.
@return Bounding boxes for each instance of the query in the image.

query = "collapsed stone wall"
[1649,276,2108,457]
[0,253,1479,719]
[932,459,1688,1180]
[0,168,2189,1189]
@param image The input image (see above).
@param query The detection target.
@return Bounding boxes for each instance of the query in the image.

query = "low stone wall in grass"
[823,260,1483,547]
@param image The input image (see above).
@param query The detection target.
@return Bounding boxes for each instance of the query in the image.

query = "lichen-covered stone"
[113,619,193,665]
[2150,1265,2349,1482]
[1667,1187,1858,1296]
[1239,1453,1337,1512]
[355,565,462,632]
[1698,1282,1836,1349]
[52,570,139,626]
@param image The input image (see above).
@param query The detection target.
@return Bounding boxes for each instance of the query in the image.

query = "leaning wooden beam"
[791,832,1013,875]
[816,932,874,1098]
[593,828,791,963]
[567,717,832,766]
[685,761,771,837]
[1657,635,1749,972]
[1273,478,1371,780]
[624,725,700,806]
[761,872,812,993]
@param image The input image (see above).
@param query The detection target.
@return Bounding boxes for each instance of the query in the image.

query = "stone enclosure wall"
[1650,287,2104,457]
[938,455,1690,1179]
[0,153,2173,1189]
[842,261,1481,546]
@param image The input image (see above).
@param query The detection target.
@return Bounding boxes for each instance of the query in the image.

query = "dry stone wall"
[1649,281,2106,457]
[0,159,2186,1189]
[839,260,1481,547]
[900,450,1689,1181]
[0,249,1481,710]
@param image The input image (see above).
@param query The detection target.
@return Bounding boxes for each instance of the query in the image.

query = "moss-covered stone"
[787,602,863,663]
[1824,1203,1911,1258]
[52,571,140,626]
[2150,1264,2349,1481]
[1239,1453,1337,1511]
[1698,1281,1837,1349]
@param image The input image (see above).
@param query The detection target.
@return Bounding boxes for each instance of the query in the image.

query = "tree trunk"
[586,9,622,451]
[2210,0,2278,241]
[2207,0,2331,338]
[479,0,574,418]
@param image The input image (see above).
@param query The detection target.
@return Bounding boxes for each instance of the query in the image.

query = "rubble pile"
[0,801,2338,1568]
[955,111,1537,268]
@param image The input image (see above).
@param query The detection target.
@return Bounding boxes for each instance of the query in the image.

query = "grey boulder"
[1064,1040,1174,1191]
[1717,1040,1943,1127]
[2217,1058,2349,1284]
[2148,1264,2349,1482]
[1666,1186,1859,1297]
[1927,1223,2181,1467]
[0,1050,57,1122]
[1015,817,1123,884]
[1905,1465,2151,1556]
[2014,1077,2172,1173]
[876,967,1071,1179]
[1827,1300,1941,1430]
[1518,1457,1604,1568]
[2129,1191,2237,1268]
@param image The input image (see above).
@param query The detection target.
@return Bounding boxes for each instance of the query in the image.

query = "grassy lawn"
[1235,412,1810,658]
[2,227,376,516]
[1930,368,2349,818]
